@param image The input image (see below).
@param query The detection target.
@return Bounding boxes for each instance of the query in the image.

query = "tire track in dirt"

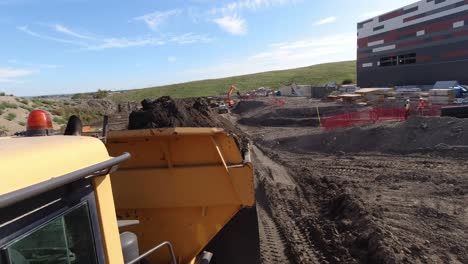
[253,146,322,264]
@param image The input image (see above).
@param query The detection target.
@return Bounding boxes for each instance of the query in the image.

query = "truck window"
[5,203,98,264]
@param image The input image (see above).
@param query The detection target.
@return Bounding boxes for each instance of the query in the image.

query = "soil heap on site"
[128,96,249,154]
[274,116,468,155]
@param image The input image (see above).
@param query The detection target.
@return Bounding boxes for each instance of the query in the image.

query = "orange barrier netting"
[321,108,407,130]
[321,106,443,130]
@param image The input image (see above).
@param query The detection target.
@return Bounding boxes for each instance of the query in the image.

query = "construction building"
[357,0,468,88]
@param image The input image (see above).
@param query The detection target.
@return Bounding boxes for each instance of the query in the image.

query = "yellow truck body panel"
[106,128,254,264]
[0,136,125,264]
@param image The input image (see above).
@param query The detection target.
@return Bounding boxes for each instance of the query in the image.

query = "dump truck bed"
[105,128,254,263]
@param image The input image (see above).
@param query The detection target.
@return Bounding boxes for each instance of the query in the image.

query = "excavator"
[0,110,256,264]
[224,85,238,107]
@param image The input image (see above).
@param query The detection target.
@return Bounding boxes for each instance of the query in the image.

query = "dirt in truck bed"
[112,96,468,263]
[118,96,250,155]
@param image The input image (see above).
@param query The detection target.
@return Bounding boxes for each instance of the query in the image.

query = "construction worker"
[417,97,427,116]
[405,99,411,120]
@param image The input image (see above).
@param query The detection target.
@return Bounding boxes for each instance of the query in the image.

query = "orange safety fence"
[321,106,442,130]
[321,108,406,130]
[270,99,286,107]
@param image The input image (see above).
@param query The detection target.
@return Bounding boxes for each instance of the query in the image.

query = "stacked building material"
[395,88,422,100]
[429,89,455,105]
[355,88,394,105]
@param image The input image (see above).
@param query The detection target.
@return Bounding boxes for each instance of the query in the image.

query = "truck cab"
[0,135,128,264]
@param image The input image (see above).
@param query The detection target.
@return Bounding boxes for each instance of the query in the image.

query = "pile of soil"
[273,116,468,155]
[129,97,220,129]
[128,96,249,154]
[234,99,362,128]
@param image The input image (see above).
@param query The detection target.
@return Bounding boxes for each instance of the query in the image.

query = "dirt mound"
[273,116,468,155]
[234,99,362,128]
[128,96,250,155]
[233,101,268,115]
[129,97,218,128]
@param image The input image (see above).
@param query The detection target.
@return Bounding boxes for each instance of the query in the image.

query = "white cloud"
[315,16,337,25]
[17,25,87,47]
[170,33,212,44]
[0,67,35,83]
[213,0,298,14]
[87,37,165,50]
[184,33,355,80]
[168,56,177,62]
[53,24,93,39]
[213,15,247,35]
[18,25,211,50]
[211,0,298,35]
[134,9,181,31]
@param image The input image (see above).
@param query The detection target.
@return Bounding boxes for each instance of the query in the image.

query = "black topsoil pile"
[272,116,468,155]
[128,96,249,154]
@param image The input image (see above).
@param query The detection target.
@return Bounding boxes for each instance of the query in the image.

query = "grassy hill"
[112,60,356,102]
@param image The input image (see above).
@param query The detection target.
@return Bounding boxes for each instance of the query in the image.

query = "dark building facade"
[357,0,468,87]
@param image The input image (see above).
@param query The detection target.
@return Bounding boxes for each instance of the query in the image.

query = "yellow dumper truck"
[0,110,254,264]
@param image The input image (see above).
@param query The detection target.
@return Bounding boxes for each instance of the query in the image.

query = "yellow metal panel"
[229,164,255,206]
[111,166,239,208]
[117,205,239,264]
[106,128,255,263]
[0,136,126,264]
[93,175,125,264]
[0,136,110,195]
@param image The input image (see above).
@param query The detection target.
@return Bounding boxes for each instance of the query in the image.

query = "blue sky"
[0,0,416,96]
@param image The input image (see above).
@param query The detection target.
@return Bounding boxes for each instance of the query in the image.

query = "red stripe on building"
[359,13,468,49]
[441,49,468,58]
[398,39,425,48]
[454,29,468,37]
[357,37,368,48]
[417,55,432,62]
[432,35,446,42]
[404,15,419,23]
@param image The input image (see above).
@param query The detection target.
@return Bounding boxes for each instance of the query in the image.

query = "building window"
[379,53,416,67]
[379,56,398,66]
[373,25,384,31]
[403,6,418,14]
[398,53,417,65]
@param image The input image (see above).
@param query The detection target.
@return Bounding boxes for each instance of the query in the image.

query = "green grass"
[0,125,8,136]
[5,113,16,121]
[19,105,34,111]
[53,116,67,125]
[18,121,26,126]
[15,97,28,105]
[0,102,18,110]
[112,60,356,101]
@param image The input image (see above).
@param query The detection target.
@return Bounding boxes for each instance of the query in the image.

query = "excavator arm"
[226,85,238,107]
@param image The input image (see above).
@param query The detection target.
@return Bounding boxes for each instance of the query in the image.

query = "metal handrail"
[126,241,177,264]
[0,152,131,208]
